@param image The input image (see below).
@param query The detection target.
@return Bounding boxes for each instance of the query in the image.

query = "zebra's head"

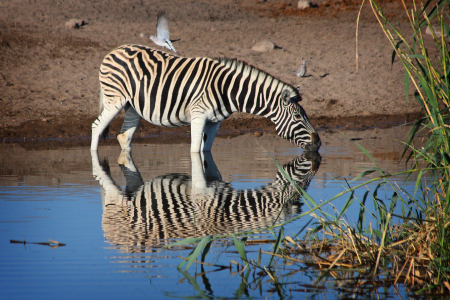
[275,87,321,152]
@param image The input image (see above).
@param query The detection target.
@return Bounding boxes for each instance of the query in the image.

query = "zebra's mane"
[214,57,291,89]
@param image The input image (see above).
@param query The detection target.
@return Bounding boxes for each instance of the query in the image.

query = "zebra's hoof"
[117,133,132,150]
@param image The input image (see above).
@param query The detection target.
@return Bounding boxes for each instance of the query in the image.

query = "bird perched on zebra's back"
[149,11,178,53]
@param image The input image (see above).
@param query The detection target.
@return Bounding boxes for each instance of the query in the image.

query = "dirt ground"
[0,0,426,143]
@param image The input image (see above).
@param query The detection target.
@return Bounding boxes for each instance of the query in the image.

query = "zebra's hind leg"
[202,122,221,152]
[117,103,142,150]
[91,105,122,151]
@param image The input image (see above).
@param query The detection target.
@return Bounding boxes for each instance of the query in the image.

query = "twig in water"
[10,239,66,249]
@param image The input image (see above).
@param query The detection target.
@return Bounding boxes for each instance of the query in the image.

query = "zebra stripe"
[91,45,321,152]
[91,151,321,248]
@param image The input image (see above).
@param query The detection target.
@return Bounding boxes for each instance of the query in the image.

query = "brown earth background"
[0,0,427,144]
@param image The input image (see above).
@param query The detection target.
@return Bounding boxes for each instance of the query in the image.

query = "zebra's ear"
[282,89,301,105]
[281,89,291,105]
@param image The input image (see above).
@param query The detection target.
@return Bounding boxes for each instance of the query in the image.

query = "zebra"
[91,150,321,248]
[91,45,321,153]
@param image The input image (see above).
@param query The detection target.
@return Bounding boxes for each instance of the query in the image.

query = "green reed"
[369,0,450,182]
[369,0,450,290]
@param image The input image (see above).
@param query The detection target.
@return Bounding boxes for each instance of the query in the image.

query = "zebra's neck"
[216,58,284,119]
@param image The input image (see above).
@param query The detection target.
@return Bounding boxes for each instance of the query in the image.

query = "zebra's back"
[99,44,229,127]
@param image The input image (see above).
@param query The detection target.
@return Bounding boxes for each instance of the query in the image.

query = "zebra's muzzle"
[304,132,321,152]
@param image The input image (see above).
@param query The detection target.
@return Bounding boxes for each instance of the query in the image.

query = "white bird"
[149,11,178,53]
[295,60,307,77]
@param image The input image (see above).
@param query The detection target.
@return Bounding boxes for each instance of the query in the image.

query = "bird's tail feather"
[165,41,177,53]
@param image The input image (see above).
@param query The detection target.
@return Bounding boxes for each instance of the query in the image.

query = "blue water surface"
[0,129,418,299]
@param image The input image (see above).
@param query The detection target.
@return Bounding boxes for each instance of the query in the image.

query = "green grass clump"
[369,0,450,186]
[369,0,450,291]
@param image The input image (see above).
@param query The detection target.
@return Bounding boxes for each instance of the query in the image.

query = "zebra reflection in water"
[91,151,321,250]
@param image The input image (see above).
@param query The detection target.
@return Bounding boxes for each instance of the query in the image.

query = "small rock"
[298,0,311,9]
[254,131,263,137]
[65,19,86,29]
[42,118,48,122]
[252,40,275,52]
[425,26,446,38]
[139,32,147,38]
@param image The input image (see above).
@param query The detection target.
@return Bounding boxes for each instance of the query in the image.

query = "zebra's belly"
[138,108,229,128]
[142,115,191,128]
[141,112,229,127]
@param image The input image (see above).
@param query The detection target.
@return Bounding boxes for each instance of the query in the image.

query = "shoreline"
[0,112,421,148]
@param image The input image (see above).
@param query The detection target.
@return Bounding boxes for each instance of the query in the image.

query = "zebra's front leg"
[190,117,207,153]
[190,118,221,153]
[117,103,142,150]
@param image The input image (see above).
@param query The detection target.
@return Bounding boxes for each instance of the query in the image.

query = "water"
[0,126,418,299]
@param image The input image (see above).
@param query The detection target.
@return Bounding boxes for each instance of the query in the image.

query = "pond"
[0,126,419,299]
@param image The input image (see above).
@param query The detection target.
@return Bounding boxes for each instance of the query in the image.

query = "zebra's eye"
[294,113,301,120]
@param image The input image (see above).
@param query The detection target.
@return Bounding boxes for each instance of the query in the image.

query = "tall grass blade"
[294,217,313,238]
[351,168,379,182]
[389,192,398,219]
[391,40,403,68]
[165,237,204,249]
[201,240,212,263]
[406,54,425,59]
[257,247,262,267]
[401,117,425,162]
[268,226,284,268]
[417,0,433,19]
[373,211,392,275]
[404,69,410,103]
[232,234,248,263]
[178,248,195,270]
[336,191,355,221]
[358,191,369,233]
[184,235,212,271]
[414,170,423,197]
[341,130,381,170]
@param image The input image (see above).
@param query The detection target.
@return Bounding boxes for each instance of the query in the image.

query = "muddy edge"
[0,113,421,148]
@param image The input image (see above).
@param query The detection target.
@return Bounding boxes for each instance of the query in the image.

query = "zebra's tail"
[99,85,110,140]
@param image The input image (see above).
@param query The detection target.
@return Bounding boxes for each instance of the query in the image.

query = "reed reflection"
[91,150,321,250]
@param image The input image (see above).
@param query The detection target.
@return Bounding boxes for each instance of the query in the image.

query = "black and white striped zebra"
[91,151,321,247]
[91,45,321,152]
